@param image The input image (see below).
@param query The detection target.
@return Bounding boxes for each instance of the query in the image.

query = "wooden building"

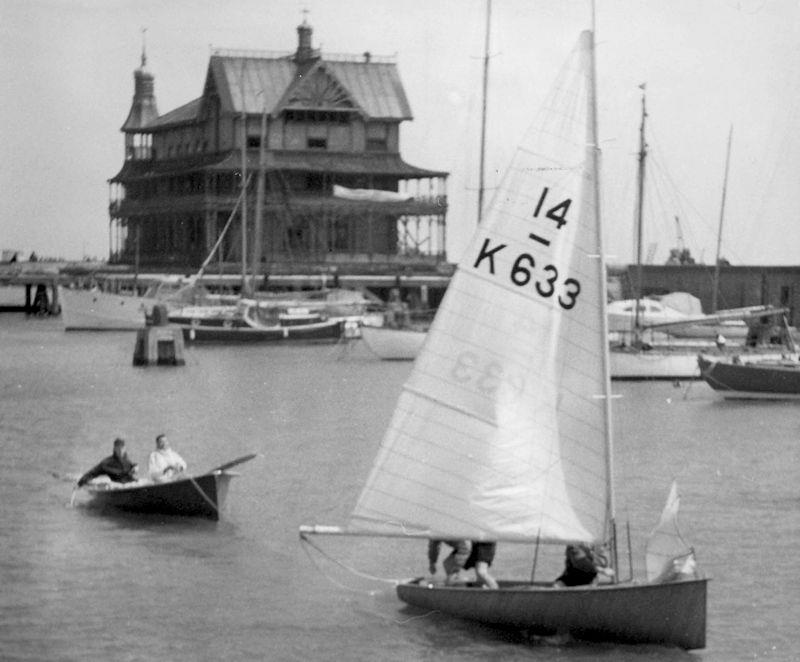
[108,19,449,279]
[612,263,800,326]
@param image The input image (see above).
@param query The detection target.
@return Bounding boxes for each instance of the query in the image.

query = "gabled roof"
[209,55,297,117]
[324,61,412,120]
[150,53,413,127]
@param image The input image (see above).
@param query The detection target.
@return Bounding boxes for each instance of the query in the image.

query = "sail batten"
[349,31,609,546]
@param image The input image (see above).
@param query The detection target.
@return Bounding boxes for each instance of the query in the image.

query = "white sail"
[349,31,610,545]
[645,481,697,582]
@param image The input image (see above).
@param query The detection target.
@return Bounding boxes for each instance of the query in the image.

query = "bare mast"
[240,64,248,293]
[252,103,268,292]
[477,0,492,224]
[711,126,733,313]
[633,86,647,335]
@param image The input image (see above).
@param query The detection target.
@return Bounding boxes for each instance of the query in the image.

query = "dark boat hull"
[397,578,707,650]
[175,319,344,343]
[698,354,800,399]
[84,472,234,520]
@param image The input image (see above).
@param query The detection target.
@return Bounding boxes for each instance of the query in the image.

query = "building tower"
[121,32,159,161]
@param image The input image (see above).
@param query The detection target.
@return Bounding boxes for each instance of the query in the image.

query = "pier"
[0,263,63,315]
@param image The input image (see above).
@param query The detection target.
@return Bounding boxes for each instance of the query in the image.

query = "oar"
[51,471,81,484]
[207,453,259,474]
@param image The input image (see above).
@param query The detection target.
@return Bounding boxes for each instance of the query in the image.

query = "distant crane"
[674,216,685,252]
[666,215,695,265]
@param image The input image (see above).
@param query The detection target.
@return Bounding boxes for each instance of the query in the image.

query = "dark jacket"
[78,453,137,487]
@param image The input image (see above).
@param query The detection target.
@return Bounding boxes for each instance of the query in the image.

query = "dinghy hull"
[84,471,234,520]
[359,324,426,360]
[398,577,707,650]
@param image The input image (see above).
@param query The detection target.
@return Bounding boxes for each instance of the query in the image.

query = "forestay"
[349,31,613,545]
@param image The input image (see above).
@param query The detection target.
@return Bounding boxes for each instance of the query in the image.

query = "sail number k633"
[472,187,582,310]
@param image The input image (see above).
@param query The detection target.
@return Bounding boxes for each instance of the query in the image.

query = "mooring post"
[132,304,186,367]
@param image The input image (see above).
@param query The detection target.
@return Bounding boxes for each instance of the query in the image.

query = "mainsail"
[349,31,612,545]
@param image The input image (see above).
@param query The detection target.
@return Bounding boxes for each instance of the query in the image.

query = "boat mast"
[711,125,733,313]
[477,0,492,224]
[587,19,617,572]
[252,102,268,293]
[240,64,248,294]
[633,86,647,335]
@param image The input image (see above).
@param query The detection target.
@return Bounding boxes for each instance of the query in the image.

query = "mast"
[633,86,647,334]
[587,22,617,569]
[476,0,492,224]
[711,126,733,313]
[240,65,248,294]
[252,102,268,292]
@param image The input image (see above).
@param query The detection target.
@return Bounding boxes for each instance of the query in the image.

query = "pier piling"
[132,304,185,366]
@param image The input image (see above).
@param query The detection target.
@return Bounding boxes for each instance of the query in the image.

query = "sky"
[1,0,799,266]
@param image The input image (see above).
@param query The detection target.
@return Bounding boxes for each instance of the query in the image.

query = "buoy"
[132,305,186,367]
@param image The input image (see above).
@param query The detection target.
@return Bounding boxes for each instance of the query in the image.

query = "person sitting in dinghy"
[428,539,471,584]
[77,438,138,487]
[553,544,614,587]
[148,434,187,483]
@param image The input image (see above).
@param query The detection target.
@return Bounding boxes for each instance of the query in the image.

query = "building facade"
[108,20,449,279]
[612,263,800,326]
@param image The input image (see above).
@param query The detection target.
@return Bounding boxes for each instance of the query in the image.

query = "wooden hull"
[698,353,800,399]
[360,324,426,360]
[175,318,345,343]
[398,578,707,650]
[84,472,234,520]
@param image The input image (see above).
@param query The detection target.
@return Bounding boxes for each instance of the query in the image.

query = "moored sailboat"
[698,317,800,399]
[300,26,706,650]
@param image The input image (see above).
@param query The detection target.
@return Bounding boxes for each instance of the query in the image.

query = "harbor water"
[0,310,798,661]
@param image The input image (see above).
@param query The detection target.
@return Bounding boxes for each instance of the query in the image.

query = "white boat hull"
[360,324,426,360]
[610,347,703,380]
[59,287,153,331]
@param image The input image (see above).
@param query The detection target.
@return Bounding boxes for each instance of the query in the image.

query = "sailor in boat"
[147,434,187,483]
[383,288,410,329]
[463,542,499,589]
[553,544,614,587]
[427,539,471,585]
[77,437,138,487]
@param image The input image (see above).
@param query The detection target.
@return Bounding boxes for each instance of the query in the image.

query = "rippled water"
[0,309,798,661]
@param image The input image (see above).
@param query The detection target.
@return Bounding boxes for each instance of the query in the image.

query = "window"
[248,136,261,148]
[307,137,327,149]
[366,122,388,151]
[366,137,387,151]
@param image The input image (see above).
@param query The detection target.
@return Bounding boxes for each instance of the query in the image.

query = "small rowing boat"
[80,454,256,520]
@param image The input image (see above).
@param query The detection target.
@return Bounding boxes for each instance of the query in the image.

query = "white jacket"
[148,448,187,482]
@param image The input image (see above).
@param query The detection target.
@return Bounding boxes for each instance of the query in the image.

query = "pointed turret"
[122,32,158,160]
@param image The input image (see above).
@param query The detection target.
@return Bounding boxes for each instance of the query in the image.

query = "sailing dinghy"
[300,29,706,649]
